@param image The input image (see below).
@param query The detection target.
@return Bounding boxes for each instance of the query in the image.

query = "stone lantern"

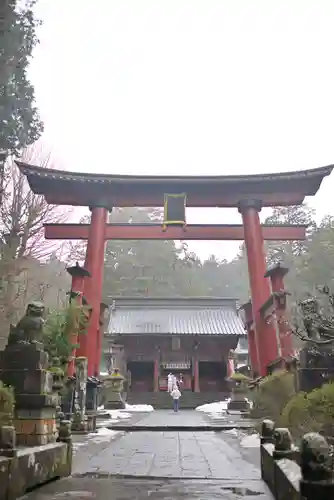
[227,372,251,413]
[102,368,125,409]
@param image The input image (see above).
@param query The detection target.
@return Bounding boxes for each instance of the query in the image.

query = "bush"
[43,303,88,370]
[250,370,296,421]
[281,382,334,439]
[280,391,311,438]
[230,372,250,382]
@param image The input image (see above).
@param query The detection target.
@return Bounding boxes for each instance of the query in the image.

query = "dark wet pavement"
[21,477,271,499]
[21,410,272,499]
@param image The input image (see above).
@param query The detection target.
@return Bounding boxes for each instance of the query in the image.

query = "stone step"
[126,391,230,409]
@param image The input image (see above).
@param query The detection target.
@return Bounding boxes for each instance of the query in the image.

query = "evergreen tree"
[0,1,43,154]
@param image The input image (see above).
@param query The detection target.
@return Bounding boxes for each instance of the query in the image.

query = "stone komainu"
[7,301,45,345]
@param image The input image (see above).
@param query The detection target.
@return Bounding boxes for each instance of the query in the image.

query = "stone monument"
[71,356,88,433]
[0,302,73,498]
[0,302,58,445]
[297,291,334,392]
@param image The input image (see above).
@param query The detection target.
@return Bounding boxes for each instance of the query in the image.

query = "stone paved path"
[133,409,206,426]
[73,431,262,479]
[23,410,273,499]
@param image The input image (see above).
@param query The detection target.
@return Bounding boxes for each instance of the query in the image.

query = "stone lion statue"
[7,301,45,346]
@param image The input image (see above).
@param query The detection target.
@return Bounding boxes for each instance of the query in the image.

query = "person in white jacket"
[171,386,181,412]
[167,373,173,393]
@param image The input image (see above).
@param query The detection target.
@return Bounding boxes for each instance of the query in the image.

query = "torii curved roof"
[16,161,333,208]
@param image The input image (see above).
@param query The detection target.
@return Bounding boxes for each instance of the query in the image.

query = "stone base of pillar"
[227,399,250,412]
[104,392,124,410]
[86,412,97,432]
[71,416,88,434]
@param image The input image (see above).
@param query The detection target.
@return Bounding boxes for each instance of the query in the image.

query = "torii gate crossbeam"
[44,223,307,241]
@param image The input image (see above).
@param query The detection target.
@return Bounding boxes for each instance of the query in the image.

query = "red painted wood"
[248,329,259,377]
[94,240,107,376]
[76,207,108,376]
[153,359,159,392]
[44,223,307,241]
[193,358,200,392]
[226,358,235,378]
[239,203,280,376]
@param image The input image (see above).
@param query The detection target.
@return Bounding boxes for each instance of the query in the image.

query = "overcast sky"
[29,0,334,260]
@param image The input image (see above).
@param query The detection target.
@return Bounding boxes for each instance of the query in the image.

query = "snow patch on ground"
[195,398,253,414]
[125,403,154,412]
[240,433,260,448]
[96,407,133,427]
[195,399,230,413]
[100,409,132,420]
[72,426,121,452]
[222,428,260,448]
[223,428,239,437]
[88,426,120,443]
[196,399,260,449]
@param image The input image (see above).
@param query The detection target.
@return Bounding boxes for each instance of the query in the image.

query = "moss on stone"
[0,381,15,426]
[48,366,64,376]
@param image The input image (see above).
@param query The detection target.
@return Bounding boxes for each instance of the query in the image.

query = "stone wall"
[260,419,334,499]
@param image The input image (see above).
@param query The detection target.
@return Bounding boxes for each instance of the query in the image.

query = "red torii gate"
[17,162,333,378]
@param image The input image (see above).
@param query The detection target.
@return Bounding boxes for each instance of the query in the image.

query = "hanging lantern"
[163,193,187,230]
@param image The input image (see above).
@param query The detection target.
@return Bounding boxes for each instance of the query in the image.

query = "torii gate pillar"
[76,205,108,376]
[238,200,280,376]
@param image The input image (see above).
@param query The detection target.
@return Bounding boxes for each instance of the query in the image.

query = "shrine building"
[102,297,246,405]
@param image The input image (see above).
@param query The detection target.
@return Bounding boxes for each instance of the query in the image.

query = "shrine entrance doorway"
[199,361,228,392]
[159,364,192,392]
[127,361,154,393]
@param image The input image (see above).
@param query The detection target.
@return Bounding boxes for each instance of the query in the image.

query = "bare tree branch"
[0,142,71,335]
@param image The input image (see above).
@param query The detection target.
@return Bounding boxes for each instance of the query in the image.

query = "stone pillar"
[66,263,90,377]
[95,302,109,377]
[239,300,259,376]
[238,200,280,376]
[76,205,108,376]
[265,264,294,359]
[153,359,160,392]
[193,358,200,392]
[85,377,101,432]
[72,357,88,433]
[0,336,58,445]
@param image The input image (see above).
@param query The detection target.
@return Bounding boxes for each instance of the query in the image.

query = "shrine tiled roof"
[106,297,246,336]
